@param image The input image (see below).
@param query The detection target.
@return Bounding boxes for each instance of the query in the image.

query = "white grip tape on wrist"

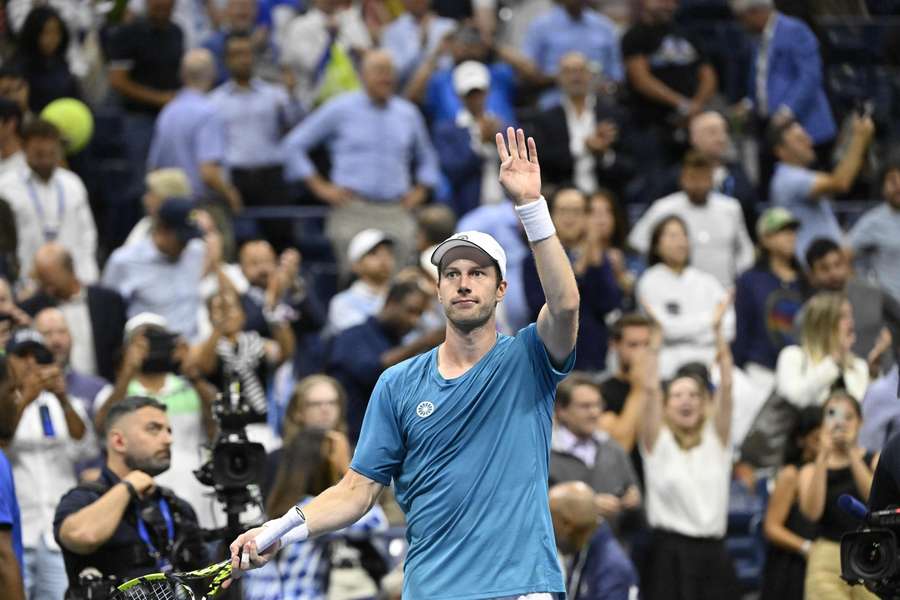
[515,196,556,243]
[244,505,306,566]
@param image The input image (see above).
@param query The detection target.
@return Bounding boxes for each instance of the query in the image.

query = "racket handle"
[255,505,305,552]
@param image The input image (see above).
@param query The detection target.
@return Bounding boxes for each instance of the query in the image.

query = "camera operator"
[94,313,219,528]
[54,396,206,597]
[0,328,93,599]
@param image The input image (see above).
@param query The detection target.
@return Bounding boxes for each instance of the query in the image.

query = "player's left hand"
[495,127,541,205]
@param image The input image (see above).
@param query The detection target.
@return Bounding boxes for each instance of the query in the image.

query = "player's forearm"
[301,471,381,538]
[532,235,579,317]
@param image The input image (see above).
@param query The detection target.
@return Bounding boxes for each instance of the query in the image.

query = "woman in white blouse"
[639,324,739,600]
[775,292,868,409]
[637,215,734,379]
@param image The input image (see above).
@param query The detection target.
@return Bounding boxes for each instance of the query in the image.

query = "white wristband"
[279,522,310,546]
[254,505,306,552]
[514,196,556,243]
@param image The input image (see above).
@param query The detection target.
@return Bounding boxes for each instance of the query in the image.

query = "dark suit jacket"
[525,99,635,200]
[20,285,127,381]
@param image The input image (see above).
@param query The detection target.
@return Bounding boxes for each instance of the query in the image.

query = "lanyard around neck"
[135,496,176,573]
[24,174,65,241]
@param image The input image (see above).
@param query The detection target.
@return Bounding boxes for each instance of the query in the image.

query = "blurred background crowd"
[0,0,900,598]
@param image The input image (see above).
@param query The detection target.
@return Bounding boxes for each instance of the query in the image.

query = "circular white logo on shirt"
[416,401,435,418]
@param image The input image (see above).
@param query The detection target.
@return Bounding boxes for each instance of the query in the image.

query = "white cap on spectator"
[430,231,507,280]
[124,312,169,341]
[347,229,393,264]
[730,0,773,12]
[420,245,439,282]
[452,61,491,97]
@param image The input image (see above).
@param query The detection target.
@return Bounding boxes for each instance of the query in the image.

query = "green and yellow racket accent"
[112,559,233,600]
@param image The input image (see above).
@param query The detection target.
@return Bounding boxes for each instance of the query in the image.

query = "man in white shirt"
[280,0,372,109]
[0,119,99,285]
[2,329,93,600]
[325,229,395,336]
[629,150,754,286]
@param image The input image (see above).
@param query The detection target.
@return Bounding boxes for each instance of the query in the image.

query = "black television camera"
[840,494,900,598]
[194,378,267,538]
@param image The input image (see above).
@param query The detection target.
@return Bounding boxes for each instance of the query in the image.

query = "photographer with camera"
[798,389,879,599]
[0,328,94,599]
[94,313,219,528]
[55,396,206,598]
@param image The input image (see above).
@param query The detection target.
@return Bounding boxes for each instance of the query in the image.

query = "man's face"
[34,257,74,300]
[225,37,255,81]
[25,136,61,181]
[116,407,173,477]
[383,292,428,337]
[558,53,591,99]
[690,113,730,161]
[811,250,850,291]
[0,117,18,145]
[776,123,816,166]
[642,0,678,21]
[362,54,396,103]
[438,250,506,333]
[557,383,602,438]
[354,243,395,286]
[146,0,176,22]
[614,325,650,372]
[240,241,277,288]
[153,227,187,260]
[462,89,487,116]
[680,165,713,204]
[762,227,797,260]
[551,189,588,247]
[0,76,29,112]
[226,0,257,30]
[883,168,900,210]
[34,311,72,368]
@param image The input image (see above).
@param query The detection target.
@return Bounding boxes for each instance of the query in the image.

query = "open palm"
[495,127,542,204]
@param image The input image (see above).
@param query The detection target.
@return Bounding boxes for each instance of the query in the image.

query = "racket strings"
[117,580,184,600]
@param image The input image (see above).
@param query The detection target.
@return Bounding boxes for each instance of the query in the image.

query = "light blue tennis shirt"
[351,324,573,599]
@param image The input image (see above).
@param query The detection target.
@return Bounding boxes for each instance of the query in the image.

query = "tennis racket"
[112,506,305,599]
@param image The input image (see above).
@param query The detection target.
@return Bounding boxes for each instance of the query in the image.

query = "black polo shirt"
[107,18,184,114]
[53,466,200,587]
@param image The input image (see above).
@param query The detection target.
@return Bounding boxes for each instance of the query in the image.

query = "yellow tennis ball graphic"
[40,97,94,155]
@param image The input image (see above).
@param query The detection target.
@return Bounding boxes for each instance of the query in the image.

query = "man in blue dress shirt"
[281,49,440,272]
[230,128,580,599]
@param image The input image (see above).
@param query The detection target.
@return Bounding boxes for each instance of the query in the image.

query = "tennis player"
[228,128,580,599]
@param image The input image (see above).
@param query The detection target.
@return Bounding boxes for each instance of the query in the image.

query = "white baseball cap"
[452,61,491,97]
[430,231,507,280]
[124,312,168,341]
[347,229,393,264]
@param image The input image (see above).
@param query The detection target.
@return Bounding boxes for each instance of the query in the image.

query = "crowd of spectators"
[0,0,899,598]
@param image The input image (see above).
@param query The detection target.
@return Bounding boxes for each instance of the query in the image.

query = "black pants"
[642,529,741,600]
[231,165,294,251]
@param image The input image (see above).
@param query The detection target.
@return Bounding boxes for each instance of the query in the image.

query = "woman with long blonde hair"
[281,374,347,443]
[775,292,868,408]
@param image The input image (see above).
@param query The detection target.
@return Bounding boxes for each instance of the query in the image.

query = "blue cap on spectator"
[6,328,50,357]
[157,198,202,242]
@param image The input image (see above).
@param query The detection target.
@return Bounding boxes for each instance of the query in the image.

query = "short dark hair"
[21,119,61,143]
[647,215,689,267]
[105,396,167,432]
[805,237,841,270]
[416,205,457,247]
[767,118,798,151]
[611,313,653,341]
[681,149,714,170]
[385,279,428,306]
[0,97,22,128]
[555,372,600,409]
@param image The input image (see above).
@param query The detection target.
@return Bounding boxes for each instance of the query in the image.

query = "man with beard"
[54,396,204,592]
[228,128,580,599]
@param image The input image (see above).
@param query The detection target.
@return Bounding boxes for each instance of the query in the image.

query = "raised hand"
[495,127,542,204]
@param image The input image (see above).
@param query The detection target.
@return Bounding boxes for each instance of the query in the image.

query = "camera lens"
[853,541,893,578]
